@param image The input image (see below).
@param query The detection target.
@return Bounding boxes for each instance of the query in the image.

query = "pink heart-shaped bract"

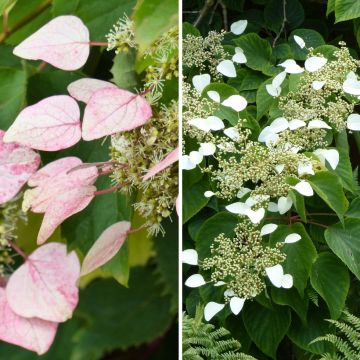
[0,130,40,204]
[143,147,179,181]
[13,15,90,71]
[6,243,80,323]
[0,288,58,355]
[82,88,153,141]
[67,78,117,103]
[81,221,131,276]
[37,185,96,244]
[3,95,81,151]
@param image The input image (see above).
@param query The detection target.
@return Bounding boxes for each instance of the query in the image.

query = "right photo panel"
[182,1,360,359]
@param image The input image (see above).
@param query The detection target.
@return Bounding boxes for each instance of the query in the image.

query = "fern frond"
[182,306,257,360]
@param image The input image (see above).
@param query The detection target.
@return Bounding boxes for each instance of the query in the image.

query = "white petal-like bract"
[222,95,247,112]
[226,202,250,214]
[217,60,236,78]
[292,181,314,196]
[182,249,198,265]
[260,223,278,236]
[305,56,327,72]
[308,120,331,129]
[278,196,293,214]
[192,74,211,93]
[185,274,206,288]
[204,302,225,321]
[230,20,248,35]
[230,297,245,315]
[284,233,302,244]
[293,35,305,48]
[347,113,360,131]
[207,90,221,103]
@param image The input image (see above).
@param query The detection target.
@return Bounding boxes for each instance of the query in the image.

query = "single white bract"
[278,196,293,214]
[305,56,327,72]
[222,95,247,112]
[314,148,339,170]
[232,47,247,64]
[223,127,240,140]
[308,120,331,129]
[192,74,211,93]
[288,119,306,130]
[312,80,326,90]
[207,90,221,103]
[185,274,206,288]
[260,223,278,236]
[230,19,248,35]
[347,113,360,131]
[182,249,198,265]
[265,264,293,289]
[229,297,245,315]
[204,191,215,198]
[204,302,225,321]
[199,143,216,156]
[216,60,236,77]
[278,59,304,74]
[181,155,196,170]
[292,181,314,196]
[284,233,302,243]
[293,35,305,48]
[298,162,314,176]
[343,72,360,95]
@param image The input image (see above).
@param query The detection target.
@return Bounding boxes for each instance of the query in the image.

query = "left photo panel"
[0,0,179,358]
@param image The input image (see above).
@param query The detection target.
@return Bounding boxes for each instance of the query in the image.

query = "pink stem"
[9,241,27,260]
[94,183,128,196]
[89,41,108,46]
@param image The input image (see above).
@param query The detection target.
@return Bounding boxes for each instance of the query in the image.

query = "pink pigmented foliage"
[0,288,58,355]
[143,147,179,181]
[0,130,40,204]
[13,16,90,71]
[81,221,131,276]
[82,87,153,141]
[67,78,117,103]
[3,95,81,151]
[23,157,98,244]
[6,243,80,323]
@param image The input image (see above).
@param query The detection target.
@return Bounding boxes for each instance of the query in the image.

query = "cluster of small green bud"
[111,101,178,235]
[183,30,228,79]
[142,27,179,104]
[210,135,314,200]
[0,198,26,276]
[106,14,136,53]
[201,220,286,299]
[280,44,360,134]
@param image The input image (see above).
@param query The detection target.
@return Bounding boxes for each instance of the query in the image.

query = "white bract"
[229,297,245,315]
[192,74,210,93]
[308,120,331,129]
[343,72,360,95]
[185,274,206,288]
[268,202,279,212]
[275,164,285,174]
[278,196,293,214]
[188,116,224,132]
[189,151,203,165]
[222,95,247,112]
[314,148,339,170]
[293,35,305,48]
[204,302,225,321]
[265,264,293,289]
[288,119,306,130]
[216,60,236,77]
[230,19,248,35]
[292,181,314,196]
[223,127,240,140]
[298,162,314,176]
[199,142,216,156]
[260,223,278,236]
[312,80,326,90]
[305,56,327,72]
[347,113,360,131]
[207,90,220,103]
[237,187,251,198]
[204,191,215,198]
[181,155,196,170]
[266,71,286,97]
[182,249,198,265]
[278,59,304,74]
[284,233,301,243]
[232,47,247,64]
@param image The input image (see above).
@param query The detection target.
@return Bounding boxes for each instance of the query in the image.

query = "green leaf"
[76,0,135,41]
[308,171,348,222]
[335,0,360,22]
[310,252,349,319]
[0,0,16,15]
[327,0,335,15]
[195,212,238,259]
[289,29,325,60]
[238,71,267,91]
[133,0,178,54]
[110,49,138,90]
[264,0,304,32]
[325,218,360,280]
[233,33,272,72]
[0,66,26,130]
[270,223,317,296]
[346,197,360,218]
[242,301,291,359]
[289,189,306,222]
[288,304,334,354]
[183,178,210,223]
[272,287,308,325]
[72,268,173,359]
[256,80,277,120]
[52,0,79,16]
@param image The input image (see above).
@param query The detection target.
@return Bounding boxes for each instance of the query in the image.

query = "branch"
[272,0,287,47]
[193,0,216,27]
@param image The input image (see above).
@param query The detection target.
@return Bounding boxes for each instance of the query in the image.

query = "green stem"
[0,0,52,44]
[353,133,360,154]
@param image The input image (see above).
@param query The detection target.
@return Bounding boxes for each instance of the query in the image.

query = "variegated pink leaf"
[24,158,98,214]
[3,96,81,151]
[81,221,131,276]
[143,147,179,181]
[6,243,80,323]
[82,88,152,140]
[13,16,90,71]
[67,78,117,103]
[0,130,40,204]
[37,185,96,244]
[0,287,58,355]
[28,157,82,187]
